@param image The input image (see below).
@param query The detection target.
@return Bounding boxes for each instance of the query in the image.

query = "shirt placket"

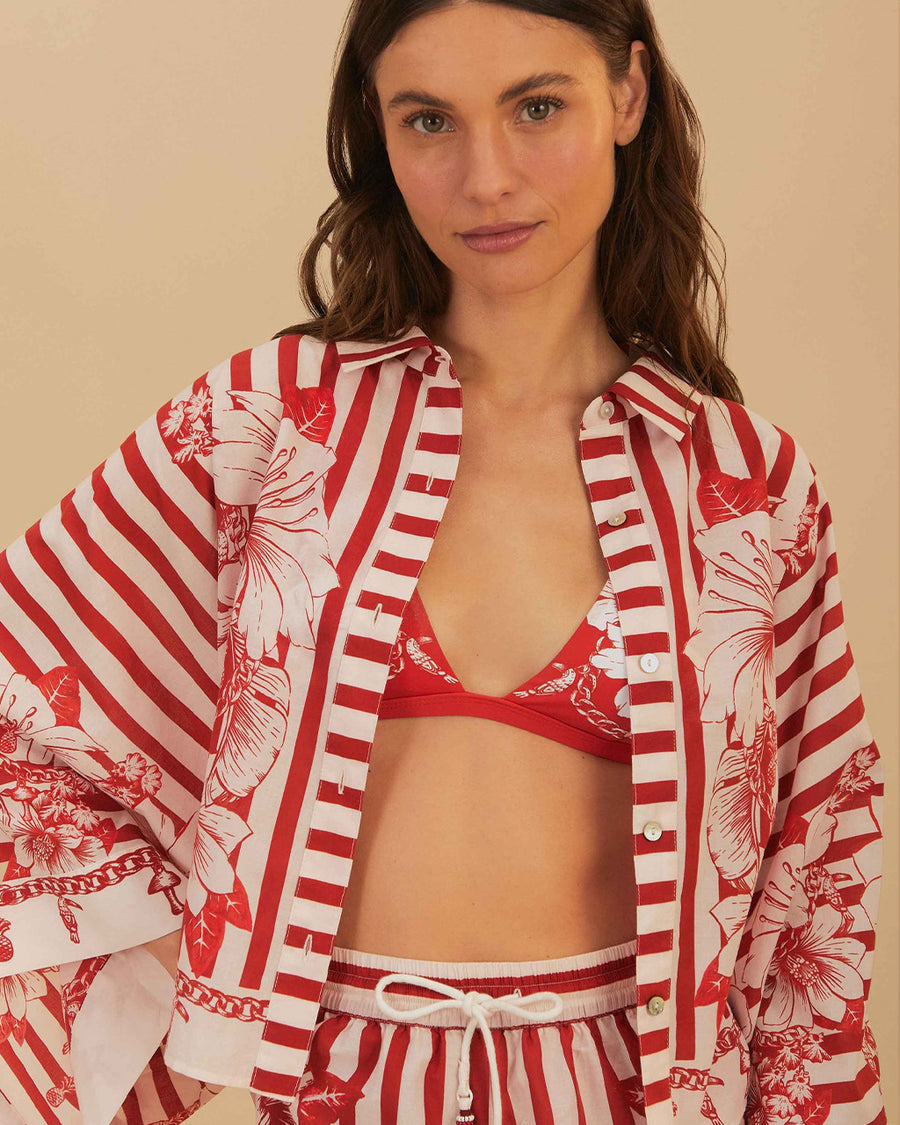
[250,351,463,1098]
[579,391,679,1125]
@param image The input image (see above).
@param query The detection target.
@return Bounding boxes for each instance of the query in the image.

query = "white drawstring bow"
[374,971,565,1124]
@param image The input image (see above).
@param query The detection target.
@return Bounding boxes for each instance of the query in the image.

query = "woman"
[0,2,885,1124]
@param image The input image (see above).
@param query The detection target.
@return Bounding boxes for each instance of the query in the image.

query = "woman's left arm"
[733,454,886,1125]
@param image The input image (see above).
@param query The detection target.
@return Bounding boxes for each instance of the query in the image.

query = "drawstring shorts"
[251,936,646,1125]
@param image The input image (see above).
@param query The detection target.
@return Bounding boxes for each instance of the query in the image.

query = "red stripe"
[585,1018,635,1125]
[371,551,421,579]
[631,729,676,755]
[767,422,804,503]
[630,414,701,1059]
[638,1027,669,1054]
[147,1044,187,1121]
[639,879,679,905]
[628,680,674,706]
[332,681,383,713]
[615,585,664,612]
[635,830,675,854]
[718,397,766,477]
[519,1022,554,1123]
[388,510,439,537]
[305,827,355,859]
[63,478,218,697]
[343,631,396,665]
[634,779,677,804]
[323,730,376,765]
[0,1035,60,1125]
[120,432,216,575]
[259,1020,311,1049]
[314,779,363,813]
[323,364,374,505]
[404,472,451,498]
[637,926,675,955]
[14,522,209,800]
[230,345,254,393]
[607,540,656,570]
[424,1026,448,1125]
[643,1075,671,1105]
[249,1067,306,1098]
[275,334,301,398]
[269,969,327,1003]
[379,1023,410,1125]
[557,1020,589,1125]
[90,454,218,648]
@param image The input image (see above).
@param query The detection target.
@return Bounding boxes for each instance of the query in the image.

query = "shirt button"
[647,995,666,1017]
[639,653,660,673]
[608,511,627,527]
[642,821,663,842]
[599,400,615,419]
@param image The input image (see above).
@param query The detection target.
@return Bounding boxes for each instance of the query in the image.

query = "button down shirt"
[0,326,886,1125]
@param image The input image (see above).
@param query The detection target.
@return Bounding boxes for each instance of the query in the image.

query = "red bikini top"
[379,576,632,762]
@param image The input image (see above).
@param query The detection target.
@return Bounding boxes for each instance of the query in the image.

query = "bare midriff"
[334,371,639,962]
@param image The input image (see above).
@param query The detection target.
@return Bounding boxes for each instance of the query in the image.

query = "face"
[370,2,649,299]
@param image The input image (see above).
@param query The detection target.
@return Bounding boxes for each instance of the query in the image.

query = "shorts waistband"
[321,937,638,1028]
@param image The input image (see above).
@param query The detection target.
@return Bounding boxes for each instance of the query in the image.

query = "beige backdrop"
[1,2,896,1122]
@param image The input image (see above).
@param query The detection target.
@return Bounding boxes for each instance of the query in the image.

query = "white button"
[599,400,615,419]
[639,653,660,673]
[608,511,627,527]
[646,995,666,1016]
[643,821,663,842]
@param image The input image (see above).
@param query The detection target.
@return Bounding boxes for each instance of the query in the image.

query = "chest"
[410,402,612,698]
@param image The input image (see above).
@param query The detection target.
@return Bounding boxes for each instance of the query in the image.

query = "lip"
[460,223,540,254]
[460,221,537,236]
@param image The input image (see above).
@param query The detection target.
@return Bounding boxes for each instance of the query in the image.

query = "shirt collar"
[334,325,702,443]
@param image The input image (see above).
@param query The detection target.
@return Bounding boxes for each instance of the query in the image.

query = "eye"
[401,95,565,136]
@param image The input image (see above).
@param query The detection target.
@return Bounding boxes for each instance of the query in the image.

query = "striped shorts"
[251,937,646,1125]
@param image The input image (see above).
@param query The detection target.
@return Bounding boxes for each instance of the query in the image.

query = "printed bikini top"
[379,576,632,763]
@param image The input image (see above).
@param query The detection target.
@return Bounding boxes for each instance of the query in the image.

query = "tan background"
[1,2,896,1121]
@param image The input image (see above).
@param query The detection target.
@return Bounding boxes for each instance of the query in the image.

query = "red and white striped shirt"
[0,326,885,1125]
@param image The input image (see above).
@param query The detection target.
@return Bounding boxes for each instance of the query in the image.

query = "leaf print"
[188,802,253,899]
[699,892,752,998]
[0,968,48,1033]
[184,896,226,978]
[282,385,336,445]
[206,634,291,801]
[295,1067,367,1122]
[255,1094,298,1124]
[707,705,778,884]
[745,1026,833,1125]
[696,470,769,526]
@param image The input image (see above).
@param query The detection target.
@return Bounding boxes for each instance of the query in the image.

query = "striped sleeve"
[0,365,224,976]
[741,448,886,1124]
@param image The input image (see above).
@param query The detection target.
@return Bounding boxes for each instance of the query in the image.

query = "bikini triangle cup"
[380,575,632,759]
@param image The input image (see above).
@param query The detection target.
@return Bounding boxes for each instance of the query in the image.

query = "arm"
[0,365,225,975]
[732,451,885,1124]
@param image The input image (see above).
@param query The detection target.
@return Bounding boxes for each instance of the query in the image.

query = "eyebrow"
[384,71,581,114]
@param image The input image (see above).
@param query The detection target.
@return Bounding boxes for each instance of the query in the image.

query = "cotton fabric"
[247,936,745,1125]
[0,327,886,1124]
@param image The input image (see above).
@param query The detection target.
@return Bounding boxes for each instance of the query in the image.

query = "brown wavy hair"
[272,0,743,406]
